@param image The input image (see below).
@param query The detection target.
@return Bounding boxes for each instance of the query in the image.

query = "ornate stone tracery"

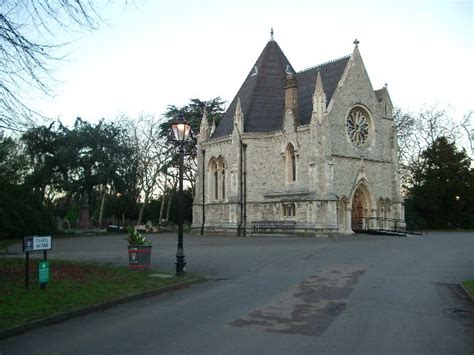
[346,106,371,147]
[208,156,227,201]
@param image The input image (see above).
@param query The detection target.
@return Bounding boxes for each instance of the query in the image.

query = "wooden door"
[351,191,364,230]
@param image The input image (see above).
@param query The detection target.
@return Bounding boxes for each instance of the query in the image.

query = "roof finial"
[384,82,388,88]
[353,38,360,47]
[270,28,274,41]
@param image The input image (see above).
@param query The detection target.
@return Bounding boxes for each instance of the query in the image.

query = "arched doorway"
[351,184,371,231]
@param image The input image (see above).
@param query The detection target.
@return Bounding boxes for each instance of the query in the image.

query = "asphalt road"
[1,231,473,354]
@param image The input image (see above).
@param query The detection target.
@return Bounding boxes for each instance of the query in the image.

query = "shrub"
[0,181,55,240]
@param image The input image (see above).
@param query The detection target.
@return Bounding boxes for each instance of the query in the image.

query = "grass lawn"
[462,280,474,299]
[0,257,202,330]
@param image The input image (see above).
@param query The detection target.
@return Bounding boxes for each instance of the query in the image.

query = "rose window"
[346,107,371,147]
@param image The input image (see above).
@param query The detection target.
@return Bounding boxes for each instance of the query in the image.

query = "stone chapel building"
[192,35,404,236]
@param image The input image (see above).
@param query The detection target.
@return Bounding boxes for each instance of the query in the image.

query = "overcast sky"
[33,0,472,134]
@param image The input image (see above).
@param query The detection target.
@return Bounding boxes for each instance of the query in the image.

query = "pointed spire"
[315,70,325,95]
[202,106,208,122]
[350,38,361,63]
[312,70,327,124]
[270,28,274,41]
[234,96,244,134]
[235,96,242,116]
[213,34,297,138]
[198,107,209,142]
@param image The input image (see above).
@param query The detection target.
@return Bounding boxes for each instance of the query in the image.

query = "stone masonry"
[192,36,404,236]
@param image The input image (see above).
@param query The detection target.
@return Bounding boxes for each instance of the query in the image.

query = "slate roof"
[211,40,350,138]
[297,56,350,125]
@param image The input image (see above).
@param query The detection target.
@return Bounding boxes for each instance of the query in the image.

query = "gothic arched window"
[217,156,226,200]
[286,143,296,182]
[214,170,219,200]
[208,158,218,201]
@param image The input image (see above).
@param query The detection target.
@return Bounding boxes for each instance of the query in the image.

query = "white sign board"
[23,236,52,252]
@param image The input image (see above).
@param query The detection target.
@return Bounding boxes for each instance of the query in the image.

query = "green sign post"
[38,260,50,289]
[23,235,52,289]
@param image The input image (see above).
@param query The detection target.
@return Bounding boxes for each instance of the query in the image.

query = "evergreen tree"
[160,97,226,193]
[21,118,139,228]
[0,137,55,239]
[406,137,473,228]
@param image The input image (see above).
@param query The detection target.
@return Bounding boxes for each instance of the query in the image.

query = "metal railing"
[251,220,297,234]
[250,218,424,236]
[360,217,423,236]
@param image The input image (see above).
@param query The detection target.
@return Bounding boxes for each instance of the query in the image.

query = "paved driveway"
[2,231,473,354]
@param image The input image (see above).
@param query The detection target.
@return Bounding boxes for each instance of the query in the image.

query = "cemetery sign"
[23,236,52,252]
[23,235,52,289]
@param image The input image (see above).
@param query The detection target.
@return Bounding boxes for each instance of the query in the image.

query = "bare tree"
[157,169,169,225]
[1,1,116,131]
[393,107,416,166]
[415,107,459,149]
[394,105,462,190]
[460,110,473,155]
[120,114,174,226]
[164,175,178,223]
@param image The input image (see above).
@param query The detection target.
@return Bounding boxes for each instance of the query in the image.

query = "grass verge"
[0,257,201,330]
[462,280,474,300]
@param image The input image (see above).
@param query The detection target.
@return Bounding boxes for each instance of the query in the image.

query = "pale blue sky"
[33,0,473,138]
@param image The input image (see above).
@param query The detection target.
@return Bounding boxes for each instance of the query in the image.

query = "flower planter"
[128,245,152,269]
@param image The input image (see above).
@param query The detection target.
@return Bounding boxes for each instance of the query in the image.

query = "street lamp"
[454,195,461,229]
[169,114,191,276]
[115,192,124,229]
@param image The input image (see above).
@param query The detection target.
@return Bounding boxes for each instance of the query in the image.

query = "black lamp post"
[170,114,191,276]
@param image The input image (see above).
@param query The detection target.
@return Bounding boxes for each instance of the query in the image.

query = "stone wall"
[192,47,403,235]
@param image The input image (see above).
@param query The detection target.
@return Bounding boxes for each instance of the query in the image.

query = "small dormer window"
[251,65,258,77]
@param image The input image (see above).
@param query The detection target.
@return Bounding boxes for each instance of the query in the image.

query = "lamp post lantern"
[169,114,191,276]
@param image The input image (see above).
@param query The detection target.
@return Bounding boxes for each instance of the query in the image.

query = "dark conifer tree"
[406,137,473,229]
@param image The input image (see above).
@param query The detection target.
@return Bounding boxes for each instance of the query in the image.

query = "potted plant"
[126,226,152,269]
